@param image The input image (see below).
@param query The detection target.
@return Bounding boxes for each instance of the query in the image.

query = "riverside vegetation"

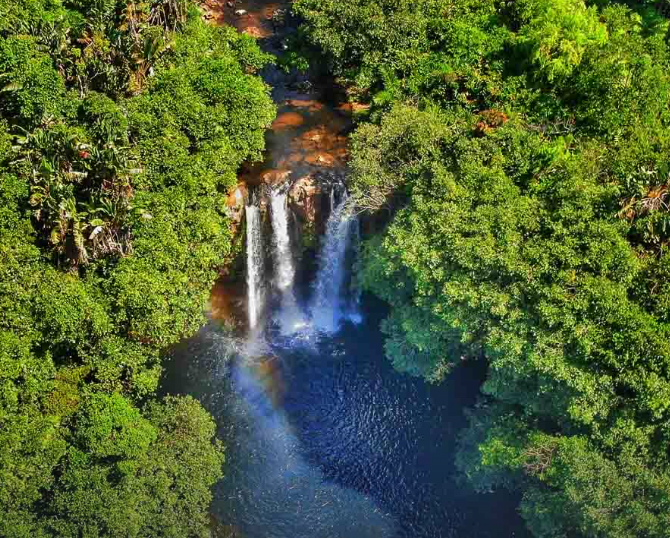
[0,0,274,536]
[4,0,670,537]
[292,0,670,536]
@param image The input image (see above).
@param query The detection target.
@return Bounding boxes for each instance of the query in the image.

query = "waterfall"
[310,188,358,333]
[246,201,264,331]
[347,218,363,324]
[269,188,305,334]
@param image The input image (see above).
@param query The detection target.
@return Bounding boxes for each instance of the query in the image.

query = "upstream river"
[163,2,530,537]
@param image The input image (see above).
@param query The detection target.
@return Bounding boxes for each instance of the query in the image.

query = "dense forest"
[4,0,670,537]
[0,0,274,536]
[293,0,670,536]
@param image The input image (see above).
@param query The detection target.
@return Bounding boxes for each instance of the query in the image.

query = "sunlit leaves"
[517,0,608,82]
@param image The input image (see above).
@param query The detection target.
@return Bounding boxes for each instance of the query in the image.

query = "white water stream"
[310,189,359,333]
[246,203,264,331]
[269,189,305,334]
[247,184,360,337]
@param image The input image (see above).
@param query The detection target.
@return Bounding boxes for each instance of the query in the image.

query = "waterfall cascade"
[245,182,360,337]
[310,188,359,333]
[245,200,264,331]
[269,188,305,334]
[349,216,363,324]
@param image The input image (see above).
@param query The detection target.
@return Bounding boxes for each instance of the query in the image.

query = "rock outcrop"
[286,170,347,256]
[226,183,248,230]
[260,169,291,186]
[288,174,322,226]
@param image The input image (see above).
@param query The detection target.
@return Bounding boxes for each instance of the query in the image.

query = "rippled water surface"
[164,298,529,538]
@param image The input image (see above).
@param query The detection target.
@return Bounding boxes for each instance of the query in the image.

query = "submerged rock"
[209,513,244,538]
[243,26,263,38]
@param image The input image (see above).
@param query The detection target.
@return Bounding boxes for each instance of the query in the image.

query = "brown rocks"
[209,280,245,327]
[288,174,322,225]
[310,153,334,166]
[226,183,248,229]
[243,26,264,38]
[260,169,291,186]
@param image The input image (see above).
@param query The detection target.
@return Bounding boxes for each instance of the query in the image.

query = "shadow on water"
[163,295,529,538]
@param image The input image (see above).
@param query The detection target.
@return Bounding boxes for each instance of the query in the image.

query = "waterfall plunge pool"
[161,78,529,538]
[163,295,529,538]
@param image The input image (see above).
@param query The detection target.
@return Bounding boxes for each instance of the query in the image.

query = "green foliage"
[0,0,273,534]
[459,409,670,538]
[297,0,670,536]
[354,105,670,535]
[81,92,129,142]
[47,394,223,538]
[518,0,609,82]
[0,35,67,125]
[293,0,448,92]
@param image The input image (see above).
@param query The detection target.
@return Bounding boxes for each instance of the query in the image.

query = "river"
[162,2,530,537]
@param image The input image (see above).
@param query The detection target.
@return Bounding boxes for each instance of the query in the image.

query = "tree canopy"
[295,0,670,536]
[0,1,274,535]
